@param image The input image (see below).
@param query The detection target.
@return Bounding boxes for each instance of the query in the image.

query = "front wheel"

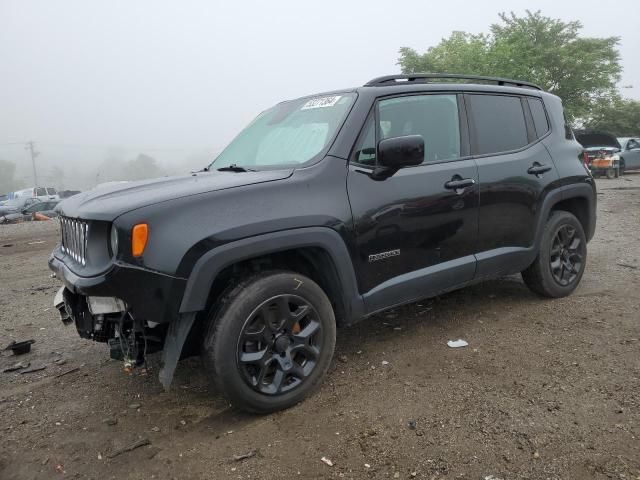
[202,271,336,413]
[606,168,616,179]
[522,211,587,298]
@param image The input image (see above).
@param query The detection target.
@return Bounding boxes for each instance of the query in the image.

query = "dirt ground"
[1,174,639,480]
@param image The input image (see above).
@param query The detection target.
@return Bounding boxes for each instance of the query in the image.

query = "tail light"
[582,151,589,167]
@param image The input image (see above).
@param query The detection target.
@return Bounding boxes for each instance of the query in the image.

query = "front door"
[347,93,479,313]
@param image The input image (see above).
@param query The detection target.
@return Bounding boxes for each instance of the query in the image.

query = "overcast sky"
[1,0,638,180]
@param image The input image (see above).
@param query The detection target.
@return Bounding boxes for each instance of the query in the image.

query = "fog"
[1,0,638,190]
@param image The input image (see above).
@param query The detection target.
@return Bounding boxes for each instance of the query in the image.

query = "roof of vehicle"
[285,74,549,106]
[364,73,543,90]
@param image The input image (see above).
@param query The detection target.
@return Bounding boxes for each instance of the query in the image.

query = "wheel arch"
[540,182,596,246]
[179,227,365,325]
[550,197,591,239]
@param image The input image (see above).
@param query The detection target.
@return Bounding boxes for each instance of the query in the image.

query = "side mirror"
[378,135,424,169]
[368,135,424,181]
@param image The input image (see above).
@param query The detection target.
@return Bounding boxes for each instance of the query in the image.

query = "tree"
[123,154,163,181]
[0,159,23,194]
[398,11,622,122]
[584,98,640,136]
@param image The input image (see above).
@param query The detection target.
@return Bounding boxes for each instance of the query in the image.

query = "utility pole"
[25,141,39,187]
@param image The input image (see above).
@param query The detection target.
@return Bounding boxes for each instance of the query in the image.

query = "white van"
[13,187,60,201]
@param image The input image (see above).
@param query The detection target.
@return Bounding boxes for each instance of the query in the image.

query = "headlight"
[610,154,620,161]
[110,224,119,257]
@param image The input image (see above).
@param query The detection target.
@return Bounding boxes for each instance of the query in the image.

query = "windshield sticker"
[301,95,342,110]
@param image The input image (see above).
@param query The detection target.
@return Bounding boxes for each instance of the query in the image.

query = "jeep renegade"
[50,74,596,413]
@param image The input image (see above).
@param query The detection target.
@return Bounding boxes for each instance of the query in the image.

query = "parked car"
[50,74,596,413]
[0,200,60,224]
[574,130,621,178]
[23,200,60,218]
[0,197,42,218]
[13,187,60,201]
[617,137,640,173]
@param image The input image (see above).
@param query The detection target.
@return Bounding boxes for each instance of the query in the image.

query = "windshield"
[210,92,356,170]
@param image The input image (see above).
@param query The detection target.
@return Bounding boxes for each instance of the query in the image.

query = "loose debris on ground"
[106,438,151,459]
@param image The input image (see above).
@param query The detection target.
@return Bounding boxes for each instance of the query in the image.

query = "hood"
[575,131,621,150]
[58,169,294,221]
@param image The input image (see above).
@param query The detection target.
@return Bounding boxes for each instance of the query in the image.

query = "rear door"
[347,93,479,313]
[466,93,559,277]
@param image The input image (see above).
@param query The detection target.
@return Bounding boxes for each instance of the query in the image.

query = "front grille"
[60,217,89,266]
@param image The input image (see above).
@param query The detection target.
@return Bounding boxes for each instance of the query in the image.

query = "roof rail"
[364,73,542,91]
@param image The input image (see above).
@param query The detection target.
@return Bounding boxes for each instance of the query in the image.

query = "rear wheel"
[522,211,587,298]
[202,271,336,413]
[619,159,626,175]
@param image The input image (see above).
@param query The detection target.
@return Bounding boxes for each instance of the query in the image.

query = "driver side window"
[378,94,461,164]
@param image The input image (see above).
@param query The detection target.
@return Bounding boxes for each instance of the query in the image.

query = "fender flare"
[178,227,365,321]
[533,181,596,250]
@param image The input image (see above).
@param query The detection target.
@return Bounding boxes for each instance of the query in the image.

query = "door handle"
[444,178,476,191]
[527,163,552,176]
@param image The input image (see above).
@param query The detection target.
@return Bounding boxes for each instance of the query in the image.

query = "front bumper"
[49,248,187,324]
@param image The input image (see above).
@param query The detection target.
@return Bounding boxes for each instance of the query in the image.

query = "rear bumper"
[48,249,187,324]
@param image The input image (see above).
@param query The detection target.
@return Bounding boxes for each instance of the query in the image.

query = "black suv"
[50,74,596,413]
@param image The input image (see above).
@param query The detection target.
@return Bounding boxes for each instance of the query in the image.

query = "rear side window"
[467,94,528,155]
[528,98,549,137]
[36,187,47,196]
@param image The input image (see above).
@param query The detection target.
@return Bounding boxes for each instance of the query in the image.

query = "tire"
[522,211,587,298]
[202,271,336,413]
[606,168,616,179]
[619,160,626,176]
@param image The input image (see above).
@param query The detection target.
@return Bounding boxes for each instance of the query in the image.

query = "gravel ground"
[0,174,639,480]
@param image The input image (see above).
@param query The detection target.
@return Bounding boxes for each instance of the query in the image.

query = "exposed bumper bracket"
[158,312,196,391]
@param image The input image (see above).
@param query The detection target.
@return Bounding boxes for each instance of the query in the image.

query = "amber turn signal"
[131,223,148,257]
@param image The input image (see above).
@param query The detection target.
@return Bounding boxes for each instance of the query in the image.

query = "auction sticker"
[301,95,342,110]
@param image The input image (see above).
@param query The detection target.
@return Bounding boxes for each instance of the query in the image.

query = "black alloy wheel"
[521,211,587,298]
[549,224,584,287]
[237,294,323,395]
[202,271,336,413]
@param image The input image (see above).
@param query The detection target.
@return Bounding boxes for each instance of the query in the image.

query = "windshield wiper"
[216,164,256,172]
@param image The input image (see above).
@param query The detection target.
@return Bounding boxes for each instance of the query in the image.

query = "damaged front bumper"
[48,251,187,324]
[49,248,191,383]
